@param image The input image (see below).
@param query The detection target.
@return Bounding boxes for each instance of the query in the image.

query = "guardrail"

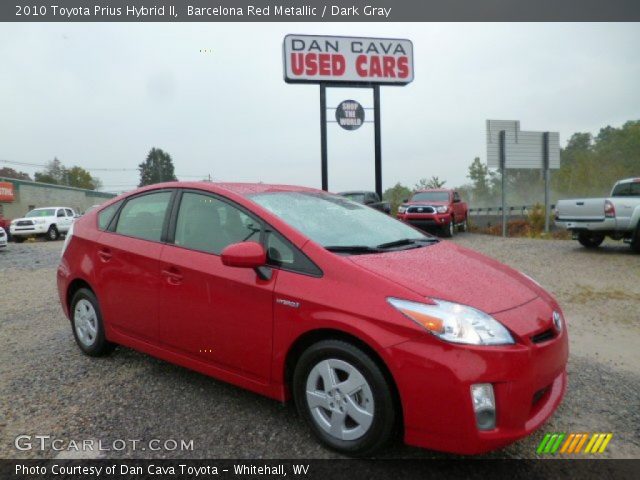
[469,204,555,215]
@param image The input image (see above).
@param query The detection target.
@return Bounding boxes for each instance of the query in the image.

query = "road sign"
[486,120,560,169]
[283,34,414,85]
[335,100,365,130]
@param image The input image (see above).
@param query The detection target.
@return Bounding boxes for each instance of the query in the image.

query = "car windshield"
[25,209,55,217]
[250,191,432,251]
[340,192,365,203]
[411,191,449,202]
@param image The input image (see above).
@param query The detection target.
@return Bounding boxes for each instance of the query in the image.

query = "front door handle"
[162,267,183,285]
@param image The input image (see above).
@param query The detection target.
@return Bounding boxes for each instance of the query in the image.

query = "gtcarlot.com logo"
[537,432,613,455]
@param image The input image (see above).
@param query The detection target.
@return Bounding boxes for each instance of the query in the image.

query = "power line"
[0,159,209,178]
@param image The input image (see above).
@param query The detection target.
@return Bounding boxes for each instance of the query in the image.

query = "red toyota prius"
[57,182,568,456]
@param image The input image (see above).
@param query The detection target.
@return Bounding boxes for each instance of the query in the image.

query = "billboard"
[486,120,560,169]
[0,182,15,202]
[283,34,414,85]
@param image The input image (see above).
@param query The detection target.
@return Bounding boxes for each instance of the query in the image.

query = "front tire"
[47,225,59,241]
[70,288,115,357]
[442,217,454,238]
[578,232,604,249]
[293,340,396,457]
[13,236,25,243]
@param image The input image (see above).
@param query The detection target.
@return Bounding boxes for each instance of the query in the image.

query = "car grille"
[531,328,556,344]
[17,220,33,226]
[407,206,435,214]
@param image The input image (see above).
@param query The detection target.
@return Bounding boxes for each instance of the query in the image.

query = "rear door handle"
[162,267,183,285]
[97,249,112,262]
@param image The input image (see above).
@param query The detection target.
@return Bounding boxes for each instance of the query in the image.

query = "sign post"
[283,34,414,199]
[487,120,560,237]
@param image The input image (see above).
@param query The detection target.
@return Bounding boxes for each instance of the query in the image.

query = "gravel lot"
[1,235,638,459]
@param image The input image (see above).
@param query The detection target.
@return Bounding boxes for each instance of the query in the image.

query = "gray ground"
[0,235,638,459]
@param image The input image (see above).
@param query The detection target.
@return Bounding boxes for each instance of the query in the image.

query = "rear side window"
[115,192,172,242]
[98,201,123,230]
[65,209,74,217]
[174,192,261,254]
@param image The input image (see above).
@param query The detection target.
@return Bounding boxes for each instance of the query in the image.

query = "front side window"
[174,192,261,254]
[115,191,172,242]
[250,192,429,249]
[56,209,65,217]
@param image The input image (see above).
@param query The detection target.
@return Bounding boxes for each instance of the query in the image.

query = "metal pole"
[319,83,328,191]
[373,84,382,200]
[500,130,507,237]
[543,132,550,234]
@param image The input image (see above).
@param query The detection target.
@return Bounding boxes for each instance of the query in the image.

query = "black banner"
[2,0,640,22]
[1,459,638,480]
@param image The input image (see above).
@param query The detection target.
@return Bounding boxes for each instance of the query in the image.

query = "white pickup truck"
[9,206,77,242]
[555,177,640,252]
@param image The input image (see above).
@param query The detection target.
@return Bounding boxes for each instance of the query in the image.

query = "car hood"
[348,241,540,314]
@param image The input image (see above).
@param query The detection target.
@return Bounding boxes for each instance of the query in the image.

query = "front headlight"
[388,298,514,345]
[398,205,407,214]
[436,206,449,213]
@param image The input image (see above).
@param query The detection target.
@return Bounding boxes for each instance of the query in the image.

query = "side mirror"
[402,198,409,203]
[221,241,266,269]
[453,197,461,203]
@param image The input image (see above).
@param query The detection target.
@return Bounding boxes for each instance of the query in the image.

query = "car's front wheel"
[47,225,59,241]
[13,236,25,243]
[293,339,396,457]
[70,288,115,356]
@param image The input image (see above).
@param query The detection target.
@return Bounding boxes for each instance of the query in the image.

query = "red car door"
[94,190,173,342]
[157,190,276,382]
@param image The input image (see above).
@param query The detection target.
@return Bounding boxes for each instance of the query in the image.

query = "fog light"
[471,383,496,430]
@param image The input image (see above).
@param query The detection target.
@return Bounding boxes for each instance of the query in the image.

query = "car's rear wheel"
[47,225,59,241]
[578,232,604,248]
[293,339,396,457]
[631,225,640,253]
[71,288,115,357]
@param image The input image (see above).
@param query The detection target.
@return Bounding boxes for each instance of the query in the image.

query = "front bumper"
[10,224,48,236]
[398,213,451,230]
[386,297,569,454]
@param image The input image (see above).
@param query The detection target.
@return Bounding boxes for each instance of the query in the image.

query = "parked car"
[58,182,567,456]
[397,189,468,237]
[555,177,640,252]
[338,191,391,214]
[0,226,7,249]
[0,215,12,242]
[10,206,77,242]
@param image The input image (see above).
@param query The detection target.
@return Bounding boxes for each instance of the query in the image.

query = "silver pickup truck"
[555,177,640,252]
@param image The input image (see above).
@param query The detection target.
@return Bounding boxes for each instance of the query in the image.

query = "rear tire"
[293,340,396,457]
[578,232,604,249]
[70,288,115,357]
[631,226,640,253]
[47,225,59,241]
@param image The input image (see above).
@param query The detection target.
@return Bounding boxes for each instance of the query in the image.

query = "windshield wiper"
[325,245,382,254]
[376,237,438,249]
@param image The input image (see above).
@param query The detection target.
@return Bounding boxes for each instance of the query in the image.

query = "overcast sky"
[0,22,638,193]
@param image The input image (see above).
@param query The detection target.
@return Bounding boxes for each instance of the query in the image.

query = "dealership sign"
[283,34,414,85]
[0,182,15,202]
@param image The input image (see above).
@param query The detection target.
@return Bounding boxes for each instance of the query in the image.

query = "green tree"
[34,158,66,185]
[467,157,491,204]
[415,176,446,190]
[66,166,102,190]
[0,167,31,181]
[138,148,178,187]
[383,182,412,216]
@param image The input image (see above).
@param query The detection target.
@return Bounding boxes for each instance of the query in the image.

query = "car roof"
[616,177,640,184]
[31,206,73,210]
[413,189,451,193]
[131,181,324,197]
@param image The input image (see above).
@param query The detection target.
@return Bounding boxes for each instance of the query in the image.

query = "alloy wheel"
[305,358,375,441]
[74,299,98,347]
